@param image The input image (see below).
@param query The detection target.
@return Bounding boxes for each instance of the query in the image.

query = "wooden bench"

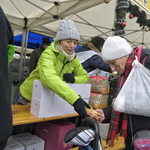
[12,105,78,126]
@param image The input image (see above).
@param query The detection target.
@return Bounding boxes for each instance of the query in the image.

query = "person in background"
[0,7,15,150]
[90,36,150,150]
[14,19,90,119]
[76,36,111,77]
[29,37,51,73]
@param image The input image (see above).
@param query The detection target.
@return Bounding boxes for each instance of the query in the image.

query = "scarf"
[59,44,75,61]
[107,50,135,147]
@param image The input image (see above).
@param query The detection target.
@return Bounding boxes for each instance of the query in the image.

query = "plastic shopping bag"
[114,56,150,117]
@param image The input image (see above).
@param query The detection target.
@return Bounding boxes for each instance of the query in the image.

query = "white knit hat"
[56,19,80,41]
[102,36,132,62]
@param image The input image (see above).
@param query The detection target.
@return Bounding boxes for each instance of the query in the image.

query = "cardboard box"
[34,119,75,150]
[18,135,45,150]
[30,80,91,118]
[4,136,25,150]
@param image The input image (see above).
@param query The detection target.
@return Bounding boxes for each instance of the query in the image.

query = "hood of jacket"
[76,41,99,53]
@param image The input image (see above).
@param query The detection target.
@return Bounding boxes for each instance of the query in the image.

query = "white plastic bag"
[114,56,150,117]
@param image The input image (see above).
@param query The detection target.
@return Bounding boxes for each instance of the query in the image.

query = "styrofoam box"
[14,132,32,139]
[18,135,45,150]
[30,80,91,118]
[4,136,25,150]
[5,143,24,150]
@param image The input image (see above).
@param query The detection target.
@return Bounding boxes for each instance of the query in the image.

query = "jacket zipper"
[59,57,69,75]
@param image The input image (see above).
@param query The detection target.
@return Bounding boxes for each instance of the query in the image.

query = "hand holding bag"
[114,56,150,117]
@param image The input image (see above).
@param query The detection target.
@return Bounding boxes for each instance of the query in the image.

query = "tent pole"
[19,29,26,81]
[22,30,29,77]
[59,1,80,17]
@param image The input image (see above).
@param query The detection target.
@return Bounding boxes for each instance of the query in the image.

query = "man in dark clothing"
[29,37,51,73]
[0,7,14,150]
[76,36,111,77]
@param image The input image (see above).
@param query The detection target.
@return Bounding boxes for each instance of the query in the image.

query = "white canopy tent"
[2,0,150,48]
[2,0,149,48]
[1,0,150,80]
[1,0,104,32]
[31,0,150,48]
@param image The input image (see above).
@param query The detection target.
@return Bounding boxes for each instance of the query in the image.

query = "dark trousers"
[0,139,7,150]
[125,136,134,150]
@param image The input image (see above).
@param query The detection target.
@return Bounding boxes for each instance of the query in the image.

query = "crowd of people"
[1,5,150,150]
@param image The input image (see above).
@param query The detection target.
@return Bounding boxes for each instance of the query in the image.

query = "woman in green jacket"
[15,19,90,119]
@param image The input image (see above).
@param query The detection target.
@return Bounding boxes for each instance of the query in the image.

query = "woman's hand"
[90,109,105,124]
[111,98,116,109]
[63,73,75,83]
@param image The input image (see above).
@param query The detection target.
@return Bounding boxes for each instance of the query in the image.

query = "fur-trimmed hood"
[84,41,99,53]
[76,41,99,53]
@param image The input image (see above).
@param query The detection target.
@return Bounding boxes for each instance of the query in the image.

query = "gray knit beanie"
[56,19,80,41]
[102,36,132,62]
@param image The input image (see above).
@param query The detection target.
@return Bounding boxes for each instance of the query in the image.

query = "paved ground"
[99,123,110,139]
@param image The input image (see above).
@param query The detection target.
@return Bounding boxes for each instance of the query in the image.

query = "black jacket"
[29,47,44,73]
[76,44,111,74]
[0,7,13,148]
[102,48,150,150]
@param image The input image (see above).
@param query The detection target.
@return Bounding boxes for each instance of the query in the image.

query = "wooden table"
[12,105,78,126]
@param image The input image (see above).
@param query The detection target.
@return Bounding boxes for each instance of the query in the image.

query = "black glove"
[73,98,91,118]
[63,73,75,83]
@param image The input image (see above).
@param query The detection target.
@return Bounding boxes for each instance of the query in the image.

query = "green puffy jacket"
[8,44,15,64]
[20,39,89,105]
